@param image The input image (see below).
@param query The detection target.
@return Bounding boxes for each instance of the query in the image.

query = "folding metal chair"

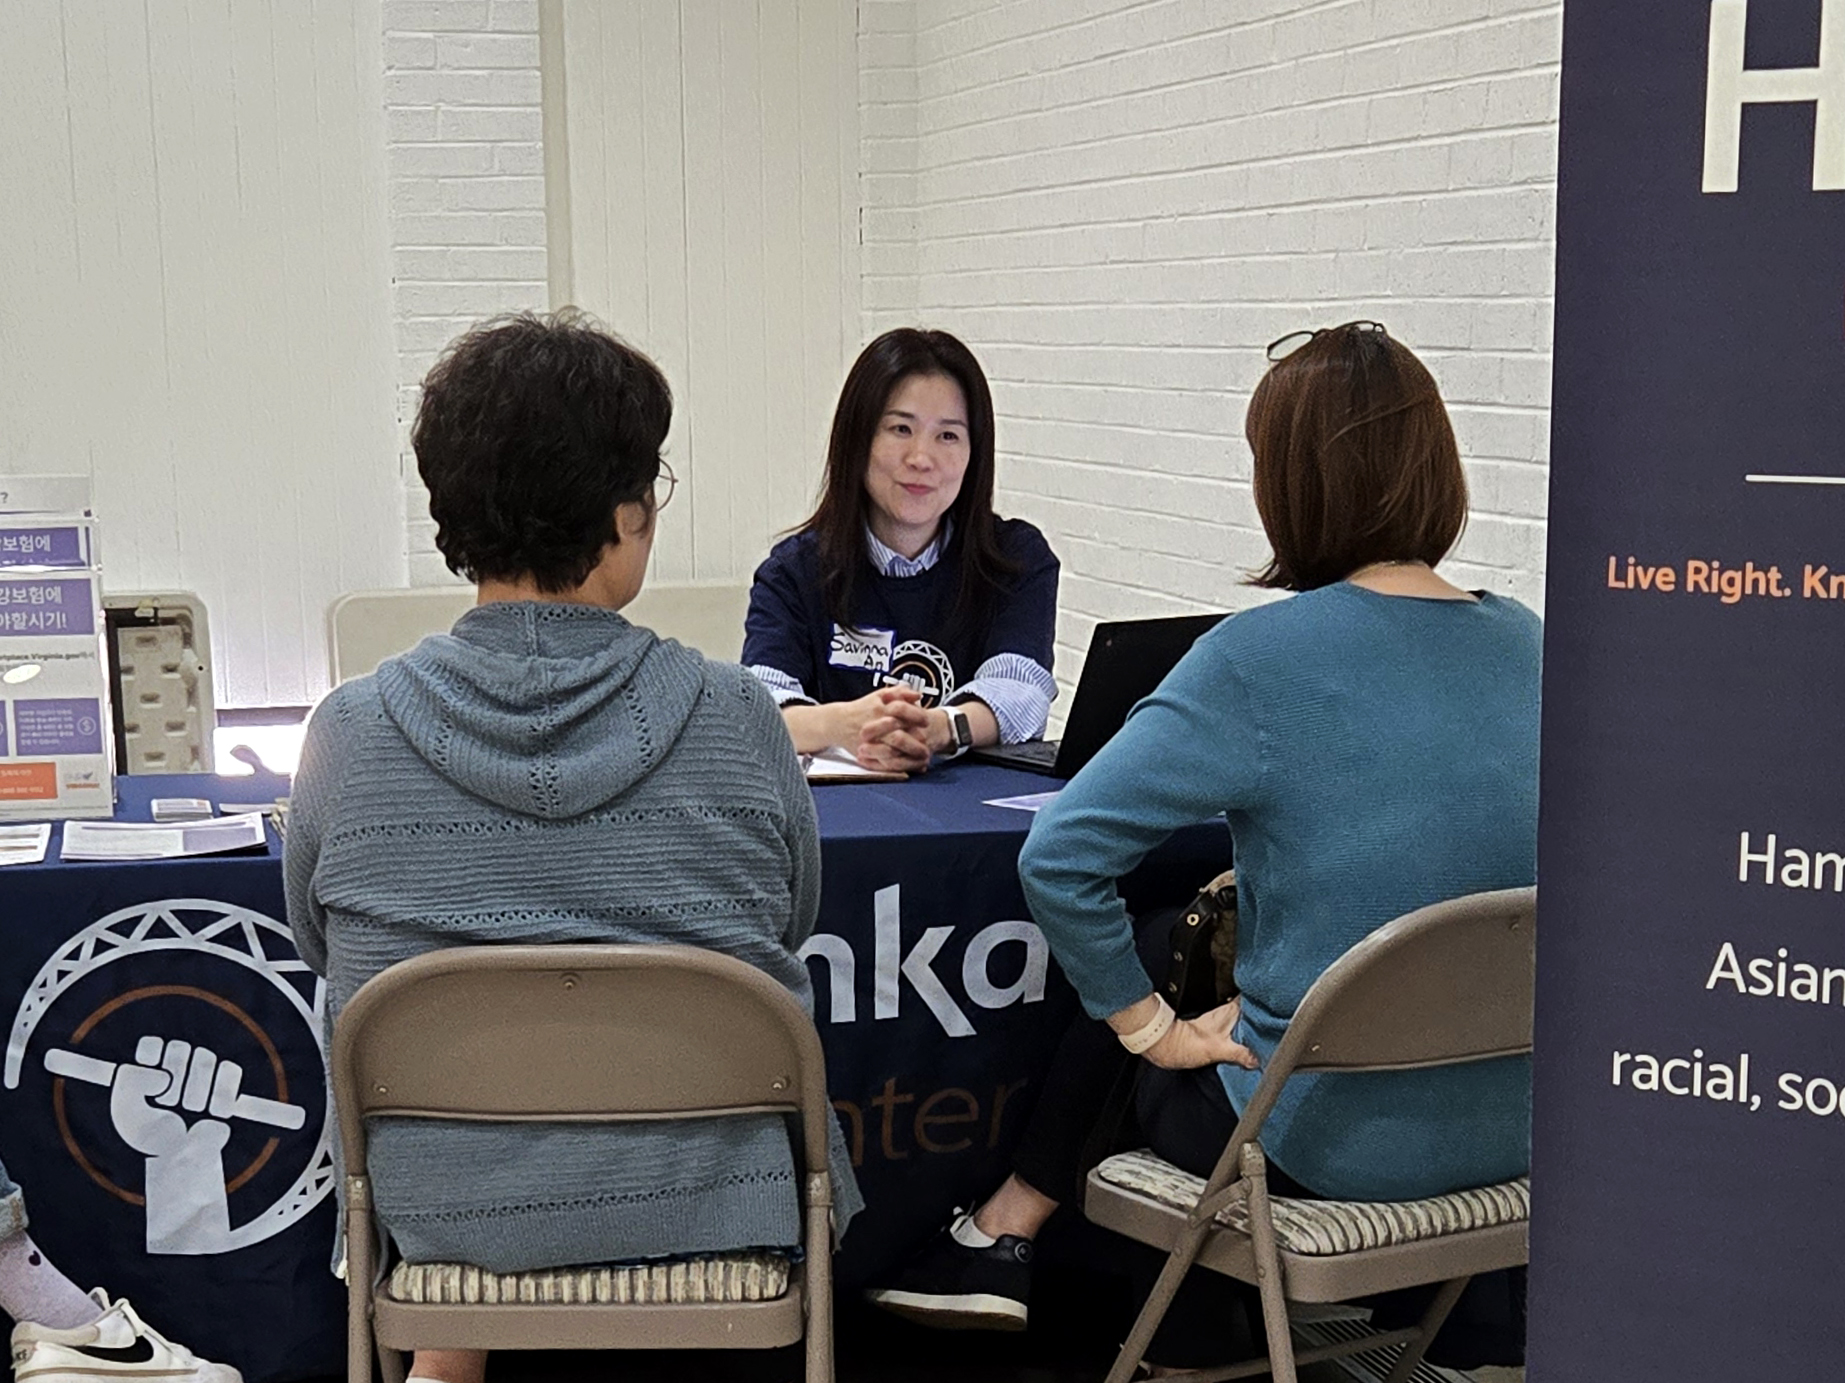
[1086,887,1536,1383]
[330,943,836,1383]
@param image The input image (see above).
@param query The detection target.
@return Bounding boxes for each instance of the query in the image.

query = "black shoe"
[864,1212,1033,1331]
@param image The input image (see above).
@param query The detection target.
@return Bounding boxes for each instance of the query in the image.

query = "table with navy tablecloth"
[0,765,1229,1382]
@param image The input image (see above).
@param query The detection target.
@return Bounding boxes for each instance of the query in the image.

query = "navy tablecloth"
[0,766,1229,1381]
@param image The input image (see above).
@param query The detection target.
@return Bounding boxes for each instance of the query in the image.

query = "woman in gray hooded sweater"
[284,312,861,1383]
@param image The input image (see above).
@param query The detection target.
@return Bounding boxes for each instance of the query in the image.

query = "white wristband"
[1116,994,1177,1055]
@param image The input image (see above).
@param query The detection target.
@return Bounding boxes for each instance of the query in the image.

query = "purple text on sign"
[14,699,104,755]
[0,528,86,568]
[0,580,95,637]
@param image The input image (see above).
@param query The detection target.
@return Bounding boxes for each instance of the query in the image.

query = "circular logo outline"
[5,899,334,1250]
[54,984,292,1206]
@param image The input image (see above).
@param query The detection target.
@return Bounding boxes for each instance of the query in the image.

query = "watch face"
[950,706,972,748]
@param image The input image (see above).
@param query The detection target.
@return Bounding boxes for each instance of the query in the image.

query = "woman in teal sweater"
[1023,321,1538,1205]
[871,322,1538,1358]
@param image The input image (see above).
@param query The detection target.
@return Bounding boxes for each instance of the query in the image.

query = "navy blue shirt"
[743,520,1059,711]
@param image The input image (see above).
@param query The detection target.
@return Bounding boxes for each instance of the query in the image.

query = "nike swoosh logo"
[16,1369,191,1381]
[72,1339,158,1364]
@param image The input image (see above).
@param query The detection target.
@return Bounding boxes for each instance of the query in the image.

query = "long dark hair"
[801,328,1019,634]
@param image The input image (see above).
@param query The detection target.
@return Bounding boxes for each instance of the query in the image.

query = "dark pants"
[1009,907,1211,1207]
[1129,1064,1299,1366]
[1005,908,1290,1366]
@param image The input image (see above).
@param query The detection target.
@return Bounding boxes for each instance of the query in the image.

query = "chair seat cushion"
[386,1252,791,1305]
[1094,1150,1529,1257]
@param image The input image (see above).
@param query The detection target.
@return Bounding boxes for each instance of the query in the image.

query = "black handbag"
[1163,869,1238,1015]
[1074,874,1243,1188]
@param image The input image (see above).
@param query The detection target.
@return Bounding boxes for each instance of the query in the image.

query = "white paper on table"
[982,790,1062,813]
[60,812,268,862]
[0,823,52,866]
[801,748,907,784]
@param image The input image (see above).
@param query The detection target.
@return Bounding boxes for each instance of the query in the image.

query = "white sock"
[950,1213,997,1249]
[0,1232,107,1331]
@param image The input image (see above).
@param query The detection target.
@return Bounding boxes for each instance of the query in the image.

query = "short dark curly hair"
[414,311,673,593]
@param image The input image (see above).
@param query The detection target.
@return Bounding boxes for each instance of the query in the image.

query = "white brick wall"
[374,1,1565,644]
[860,0,921,322]
[383,0,548,585]
[861,0,1564,701]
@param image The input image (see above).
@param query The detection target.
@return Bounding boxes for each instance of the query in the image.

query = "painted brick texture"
[384,0,547,585]
[862,0,1564,695]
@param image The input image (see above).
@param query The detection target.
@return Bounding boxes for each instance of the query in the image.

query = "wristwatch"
[944,704,974,759]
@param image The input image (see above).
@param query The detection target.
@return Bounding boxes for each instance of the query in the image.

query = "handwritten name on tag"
[829,624,894,673]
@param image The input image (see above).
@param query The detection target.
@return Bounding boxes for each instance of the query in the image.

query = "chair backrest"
[1225,887,1535,1150]
[1281,886,1535,1074]
[327,588,474,684]
[327,582,753,684]
[330,944,833,1181]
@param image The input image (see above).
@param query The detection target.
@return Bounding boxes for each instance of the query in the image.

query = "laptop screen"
[1052,612,1229,776]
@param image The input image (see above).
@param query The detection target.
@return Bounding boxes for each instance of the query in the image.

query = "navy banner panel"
[1534,1,1845,1378]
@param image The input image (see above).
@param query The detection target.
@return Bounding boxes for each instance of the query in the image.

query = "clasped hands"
[841,684,953,773]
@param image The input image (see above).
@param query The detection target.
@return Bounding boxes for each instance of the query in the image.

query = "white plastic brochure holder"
[0,516,114,821]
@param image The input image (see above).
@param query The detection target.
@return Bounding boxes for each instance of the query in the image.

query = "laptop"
[970,612,1229,778]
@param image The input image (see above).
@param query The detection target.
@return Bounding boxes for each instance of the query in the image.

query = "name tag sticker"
[829,625,894,673]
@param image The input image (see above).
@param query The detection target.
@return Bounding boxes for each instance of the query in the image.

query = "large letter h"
[1704,0,1845,191]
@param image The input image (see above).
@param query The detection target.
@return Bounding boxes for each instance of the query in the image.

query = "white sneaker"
[9,1290,241,1383]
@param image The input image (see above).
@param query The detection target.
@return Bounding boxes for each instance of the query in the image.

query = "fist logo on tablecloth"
[4,900,332,1256]
[42,1037,308,1255]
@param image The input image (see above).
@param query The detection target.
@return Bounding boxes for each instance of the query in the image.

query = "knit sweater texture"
[285,600,863,1272]
[1019,583,1540,1202]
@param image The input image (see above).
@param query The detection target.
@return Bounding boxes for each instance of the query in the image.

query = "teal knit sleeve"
[1018,631,1264,1019]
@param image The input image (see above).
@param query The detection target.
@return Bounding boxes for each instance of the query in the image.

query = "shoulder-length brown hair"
[1246,324,1468,592]
[802,328,1018,632]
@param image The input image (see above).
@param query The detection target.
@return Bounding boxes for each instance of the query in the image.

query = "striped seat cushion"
[1094,1150,1529,1257]
[386,1252,791,1305]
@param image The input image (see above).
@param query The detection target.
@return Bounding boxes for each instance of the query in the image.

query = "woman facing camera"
[743,329,1059,771]
[873,323,1537,1363]
[284,313,860,1383]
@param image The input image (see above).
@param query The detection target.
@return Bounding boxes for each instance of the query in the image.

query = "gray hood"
[374,601,703,819]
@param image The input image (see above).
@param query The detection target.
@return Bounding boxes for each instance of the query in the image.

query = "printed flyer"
[0,519,113,820]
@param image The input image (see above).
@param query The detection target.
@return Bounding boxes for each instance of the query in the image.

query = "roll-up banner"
[1534,1,1845,1377]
